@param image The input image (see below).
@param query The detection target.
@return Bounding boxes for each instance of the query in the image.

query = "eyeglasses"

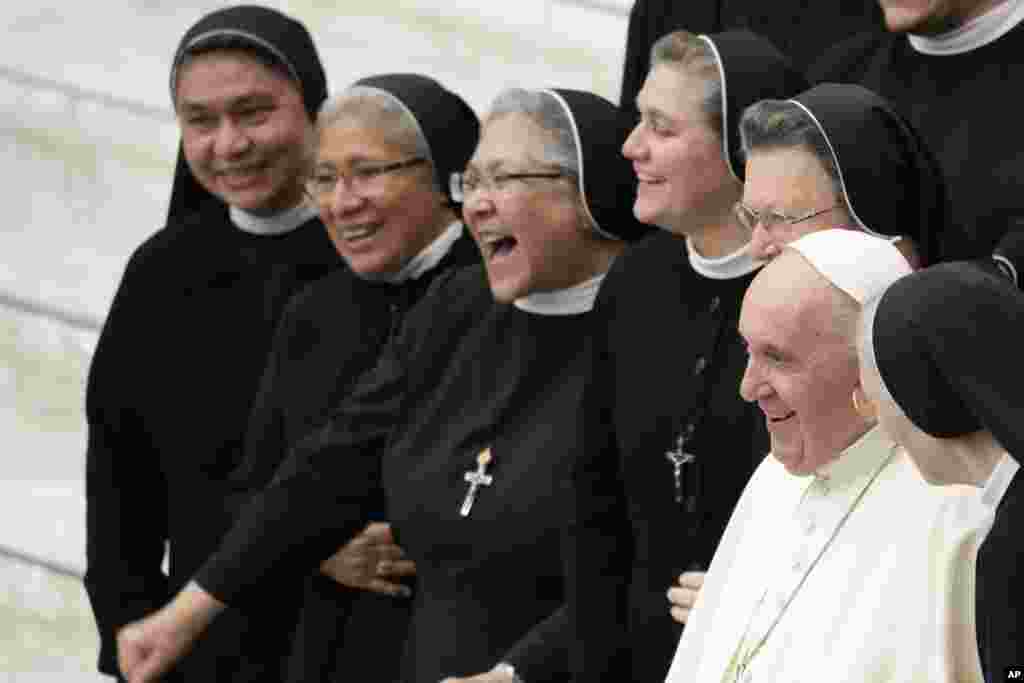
[305,157,427,198]
[449,169,570,203]
[733,201,842,233]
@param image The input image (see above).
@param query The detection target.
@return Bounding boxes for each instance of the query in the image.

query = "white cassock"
[665,426,991,683]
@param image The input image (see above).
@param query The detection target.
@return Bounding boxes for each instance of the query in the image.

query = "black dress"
[569,231,770,682]
[84,199,341,681]
[976,469,1024,681]
[225,230,480,683]
[196,264,597,682]
[810,22,1024,258]
[620,0,882,117]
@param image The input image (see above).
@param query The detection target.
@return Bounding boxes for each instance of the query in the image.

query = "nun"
[571,29,807,682]
[225,74,481,682]
[115,88,646,683]
[858,250,1024,680]
[84,6,340,681]
[737,82,963,267]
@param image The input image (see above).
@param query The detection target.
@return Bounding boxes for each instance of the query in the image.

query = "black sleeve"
[83,246,175,678]
[502,605,569,682]
[564,344,633,682]
[192,326,409,610]
[226,302,294,497]
[806,31,885,85]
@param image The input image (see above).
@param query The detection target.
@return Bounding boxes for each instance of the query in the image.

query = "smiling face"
[739,252,871,476]
[175,49,312,214]
[877,0,1001,33]
[741,146,852,261]
[622,64,739,236]
[462,112,615,303]
[309,120,450,277]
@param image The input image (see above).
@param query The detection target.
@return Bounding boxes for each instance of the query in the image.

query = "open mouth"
[479,231,519,262]
[338,223,381,244]
[769,411,796,424]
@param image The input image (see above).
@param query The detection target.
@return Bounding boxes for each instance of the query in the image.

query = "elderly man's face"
[876,0,1000,34]
[463,112,608,303]
[739,252,867,476]
[741,146,851,262]
[176,49,312,215]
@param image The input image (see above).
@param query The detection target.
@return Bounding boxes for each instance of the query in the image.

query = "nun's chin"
[485,268,530,304]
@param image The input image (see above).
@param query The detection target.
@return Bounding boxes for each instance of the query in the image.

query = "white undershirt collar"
[909,0,1024,55]
[686,238,761,280]
[229,202,319,236]
[377,221,463,284]
[980,451,1019,509]
[514,273,605,316]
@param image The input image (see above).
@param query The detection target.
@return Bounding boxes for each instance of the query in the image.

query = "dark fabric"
[871,261,1024,452]
[811,23,1024,258]
[545,89,650,241]
[195,265,594,682]
[166,5,327,224]
[226,234,479,683]
[976,470,1024,682]
[570,231,769,682]
[353,74,480,207]
[994,223,1024,285]
[619,0,883,119]
[704,30,808,179]
[790,82,957,266]
[83,199,340,680]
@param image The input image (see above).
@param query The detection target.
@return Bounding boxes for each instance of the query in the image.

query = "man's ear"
[851,384,877,422]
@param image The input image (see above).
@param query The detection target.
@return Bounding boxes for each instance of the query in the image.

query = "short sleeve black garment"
[83,199,340,680]
[811,24,1024,257]
[570,231,769,681]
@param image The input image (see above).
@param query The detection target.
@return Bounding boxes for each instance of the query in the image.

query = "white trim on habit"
[381,220,463,283]
[686,237,760,280]
[514,273,605,315]
[229,202,319,235]
[909,0,1024,55]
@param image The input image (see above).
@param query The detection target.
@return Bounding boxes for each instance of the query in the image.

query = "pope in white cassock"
[665,229,989,683]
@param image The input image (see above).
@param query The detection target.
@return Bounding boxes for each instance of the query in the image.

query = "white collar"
[378,221,464,284]
[909,0,1024,55]
[686,238,761,280]
[814,425,893,487]
[514,274,605,316]
[981,451,1020,508]
[229,202,319,236]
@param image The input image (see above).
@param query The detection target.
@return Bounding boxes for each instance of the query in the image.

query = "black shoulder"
[600,231,690,303]
[808,31,891,84]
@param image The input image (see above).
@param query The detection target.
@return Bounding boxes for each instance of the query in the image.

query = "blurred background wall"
[0,0,630,677]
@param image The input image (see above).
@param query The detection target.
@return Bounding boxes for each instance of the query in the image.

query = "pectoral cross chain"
[665,435,696,505]
[459,448,494,518]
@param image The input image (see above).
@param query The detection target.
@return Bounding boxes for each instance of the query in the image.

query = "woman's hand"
[319,521,415,597]
[667,571,705,624]
[117,582,224,682]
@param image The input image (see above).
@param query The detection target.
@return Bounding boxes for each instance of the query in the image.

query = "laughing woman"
[115,88,646,683]
[225,74,481,683]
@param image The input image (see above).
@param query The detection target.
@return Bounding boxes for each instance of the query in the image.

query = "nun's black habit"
[811,15,1024,258]
[83,6,339,680]
[867,261,1024,680]
[190,89,645,682]
[223,73,482,683]
[569,32,806,682]
[619,0,882,119]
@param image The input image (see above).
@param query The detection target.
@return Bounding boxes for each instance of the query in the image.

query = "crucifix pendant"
[459,448,494,518]
[665,434,696,505]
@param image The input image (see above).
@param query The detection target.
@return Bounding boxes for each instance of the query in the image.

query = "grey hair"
[484,88,579,176]
[315,86,434,184]
[649,30,723,137]
[739,99,845,201]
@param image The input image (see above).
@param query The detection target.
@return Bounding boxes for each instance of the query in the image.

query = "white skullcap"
[787,229,912,305]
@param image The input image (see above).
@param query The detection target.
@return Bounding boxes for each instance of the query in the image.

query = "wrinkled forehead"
[740,252,837,344]
[471,112,557,168]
